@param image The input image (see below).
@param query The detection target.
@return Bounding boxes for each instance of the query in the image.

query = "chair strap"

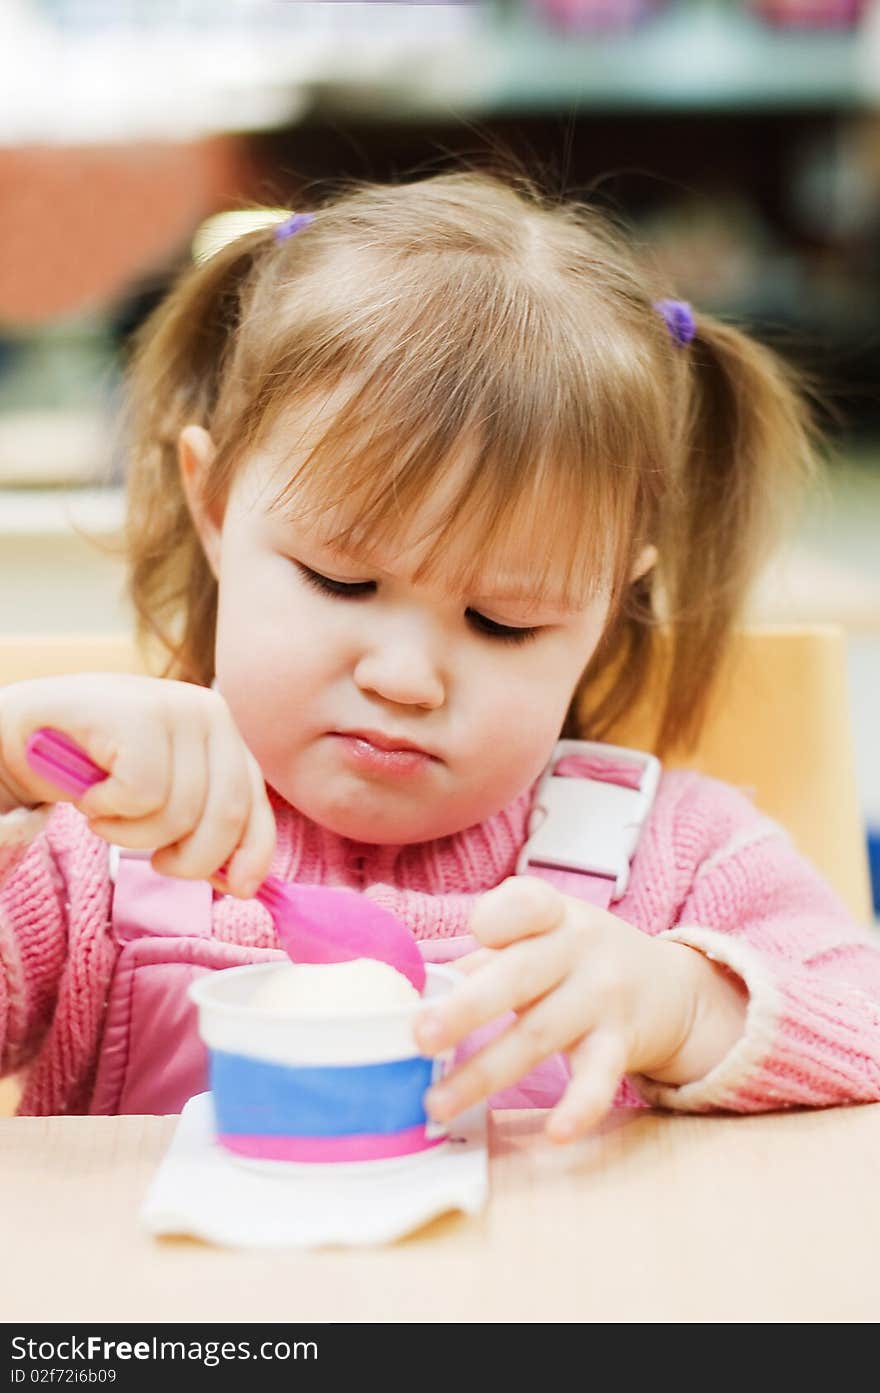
[518,739,662,906]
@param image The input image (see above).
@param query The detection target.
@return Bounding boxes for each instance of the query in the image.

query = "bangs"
[262,379,638,614]
[254,318,654,615]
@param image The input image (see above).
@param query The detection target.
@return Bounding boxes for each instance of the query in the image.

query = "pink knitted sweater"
[2,767,880,1117]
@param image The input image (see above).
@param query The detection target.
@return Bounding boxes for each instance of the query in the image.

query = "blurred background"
[1,0,878,907]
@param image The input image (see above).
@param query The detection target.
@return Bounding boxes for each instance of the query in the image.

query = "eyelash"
[295,565,541,646]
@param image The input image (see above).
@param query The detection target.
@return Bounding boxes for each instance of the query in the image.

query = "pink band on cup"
[219,1123,446,1163]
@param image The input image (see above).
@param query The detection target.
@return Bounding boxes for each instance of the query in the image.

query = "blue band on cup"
[209,1049,434,1138]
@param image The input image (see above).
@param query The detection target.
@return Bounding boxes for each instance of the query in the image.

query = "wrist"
[633,940,701,1078]
[639,940,749,1087]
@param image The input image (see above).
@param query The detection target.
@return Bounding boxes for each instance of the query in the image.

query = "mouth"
[334,729,438,759]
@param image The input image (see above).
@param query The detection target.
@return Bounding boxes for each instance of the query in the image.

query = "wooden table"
[2,1105,879,1323]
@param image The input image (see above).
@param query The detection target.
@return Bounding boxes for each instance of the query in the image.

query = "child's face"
[180,411,649,846]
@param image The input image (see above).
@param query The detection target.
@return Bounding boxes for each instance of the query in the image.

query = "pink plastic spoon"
[24,726,426,993]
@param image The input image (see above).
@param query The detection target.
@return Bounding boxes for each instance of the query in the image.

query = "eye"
[296,564,375,598]
[465,610,540,646]
[295,564,541,645]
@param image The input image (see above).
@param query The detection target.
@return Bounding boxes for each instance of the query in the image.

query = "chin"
[310,801,446,846]
[292,780,467,845]
[269,758,497,846]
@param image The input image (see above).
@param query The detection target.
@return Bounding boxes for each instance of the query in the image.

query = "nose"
[352,624,445,709]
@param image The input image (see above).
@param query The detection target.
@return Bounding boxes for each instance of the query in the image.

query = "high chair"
[0,625,872,1116]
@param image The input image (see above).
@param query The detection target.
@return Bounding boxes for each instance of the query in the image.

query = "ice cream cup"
[188,962,460,1167]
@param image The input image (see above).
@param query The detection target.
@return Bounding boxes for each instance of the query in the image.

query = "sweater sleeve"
[0,802,68,1077]
[629,776,880,1114]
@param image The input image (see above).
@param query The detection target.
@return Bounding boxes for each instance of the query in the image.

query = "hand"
[0,672,276,899]
[413,875,702,1144]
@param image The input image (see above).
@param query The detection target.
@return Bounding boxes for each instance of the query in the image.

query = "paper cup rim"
[188,960,460,1024]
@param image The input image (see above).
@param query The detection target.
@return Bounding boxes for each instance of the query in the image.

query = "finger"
[545,1030,628,1144]
[76,719,173,825]
[150,714,250,882]
[448,949,495,976]
[217,749,277,898]
[91,718,209,854]
[425,978,591,1120]
[414,931,571,1054]
[469,875,566,950]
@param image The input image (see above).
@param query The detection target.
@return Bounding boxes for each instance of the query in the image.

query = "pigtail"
[121,224,276,684]
[568,312,823,757]
[652,315,823,753]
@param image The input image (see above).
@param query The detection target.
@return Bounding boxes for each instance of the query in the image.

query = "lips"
[336,729,437,758]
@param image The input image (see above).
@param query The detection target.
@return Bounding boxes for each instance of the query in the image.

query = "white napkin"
[141,1092,488,1249]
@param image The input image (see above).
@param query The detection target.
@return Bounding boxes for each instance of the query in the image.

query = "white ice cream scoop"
[248,958,420,1013]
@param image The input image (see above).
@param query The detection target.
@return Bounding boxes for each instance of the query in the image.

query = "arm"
[631,778,880,1112]
[0,802,68,1079]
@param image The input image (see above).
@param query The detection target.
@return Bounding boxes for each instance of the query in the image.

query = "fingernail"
[548,1117,576,1142]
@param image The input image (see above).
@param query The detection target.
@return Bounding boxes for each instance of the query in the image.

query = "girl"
[1,170,879,1140]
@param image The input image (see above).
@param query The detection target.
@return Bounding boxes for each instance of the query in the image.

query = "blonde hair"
[121,168,821,756]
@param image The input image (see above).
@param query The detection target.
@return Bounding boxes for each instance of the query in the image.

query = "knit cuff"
[0,803,53,884]
[627,925,781,1113]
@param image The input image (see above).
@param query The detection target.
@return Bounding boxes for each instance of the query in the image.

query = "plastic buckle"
[516,740,661,900]
[107,844,154,885]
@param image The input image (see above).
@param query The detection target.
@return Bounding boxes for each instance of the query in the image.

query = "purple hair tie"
[653,298,696,347]
[274,211,315,243]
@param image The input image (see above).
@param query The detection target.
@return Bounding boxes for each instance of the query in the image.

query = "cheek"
[461,645,586,787]
[474,667,561,747]
[480,640,586,730]
[212,549,331,736]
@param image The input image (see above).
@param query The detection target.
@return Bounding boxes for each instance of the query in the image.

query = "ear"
[178,425,222,580]
[630,543,658,583]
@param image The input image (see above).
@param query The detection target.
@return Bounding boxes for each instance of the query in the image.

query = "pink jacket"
[2,759,880,1117]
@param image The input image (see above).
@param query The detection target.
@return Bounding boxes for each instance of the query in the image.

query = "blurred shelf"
[0,411,112,488]
[2,4,877,144]
[0,485,129,633]
[0,1,480,143]
[749,452,880,635]
[0,485,123,538]
[326,6,879,118]
[490,10,870,113]
[750,545,880,634]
